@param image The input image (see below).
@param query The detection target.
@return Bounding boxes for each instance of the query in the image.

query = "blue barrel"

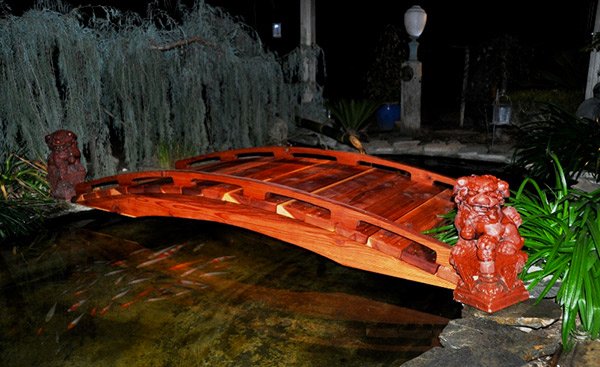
[376,103,400,130]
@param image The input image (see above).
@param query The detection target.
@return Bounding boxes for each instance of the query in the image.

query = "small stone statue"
[450,175,529,313]
[45,129,86,201]
[576,82,600,122]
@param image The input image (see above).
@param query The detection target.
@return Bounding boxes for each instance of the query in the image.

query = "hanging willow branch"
[0,1,308,178]
[149,35,219,52]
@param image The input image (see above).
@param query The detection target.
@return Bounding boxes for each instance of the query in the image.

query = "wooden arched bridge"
[75,146,460,289]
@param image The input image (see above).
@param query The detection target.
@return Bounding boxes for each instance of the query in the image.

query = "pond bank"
[400,298,562,367]
[401,297,600,367]
[290,127,514,164]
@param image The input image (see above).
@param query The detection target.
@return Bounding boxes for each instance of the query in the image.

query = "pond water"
[0,209,460,366]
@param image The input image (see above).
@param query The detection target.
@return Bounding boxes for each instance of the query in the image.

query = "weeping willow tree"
[0,1,302,178]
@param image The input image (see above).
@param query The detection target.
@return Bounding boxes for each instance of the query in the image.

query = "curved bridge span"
[75,147,460,289]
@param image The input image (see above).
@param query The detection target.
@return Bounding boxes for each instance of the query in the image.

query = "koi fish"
[67,299,87,313]
[99,303,112,316]
[199,271,228,278]
[89,307,97,317]
[169,259,206,271]
[136,256,167,268]
[128,277,150,285]
[110,259,128,267]
[209,256,235,264]
[128,248,149,257]
[135,287,154,299]
[67,314,84,330]
[148,243,185,260]
[120,300,137,309]
[114,274,125,285]
[105,269,126,277]
[146,296,168,303]
[73,289,87,297]
[178,279,208,288]
[112,288,130,300]
[192,243,206,252]
[180,265,206,278]
[45,302,57,322]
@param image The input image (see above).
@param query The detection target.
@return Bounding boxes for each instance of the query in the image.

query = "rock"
[391,140,422,153]
[287,128,353,151]
[399,345,524,367]
[462,298,562,330]
[422,140,464,155]
[439,317,560,362]
[363,140,395,154]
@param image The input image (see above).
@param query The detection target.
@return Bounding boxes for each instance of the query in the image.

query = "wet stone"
[439,317,560,363]
[391,139,422,153]
[462,298,562,330]
[363,139,394,154]
[399,345,524,367]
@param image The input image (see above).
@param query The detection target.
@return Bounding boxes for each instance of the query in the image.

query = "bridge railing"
[175,146,455,188]
[76,168,457,284]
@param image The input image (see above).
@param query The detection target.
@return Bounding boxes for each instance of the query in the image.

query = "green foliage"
[0,199,54,241]
[156,140,196,169]
[0,150,49,200]
[515,156,600,347]
[0,148,55,242]
[427,156,600,347]
[0,2,300,178]
[422,210,458,246]
[328,99,378,135]
[512,103,600,183]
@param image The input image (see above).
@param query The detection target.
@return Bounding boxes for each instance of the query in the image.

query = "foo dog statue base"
[454,278,530,313]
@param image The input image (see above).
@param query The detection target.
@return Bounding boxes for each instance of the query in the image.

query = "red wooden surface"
[76,147,459,289]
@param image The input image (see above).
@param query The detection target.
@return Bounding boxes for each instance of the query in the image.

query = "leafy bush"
[512,103,600,184]
[0,149,55,242]
[328,99,378,136]
[328,99,378,153]
[0,151,49,200]
[515,158,600,347]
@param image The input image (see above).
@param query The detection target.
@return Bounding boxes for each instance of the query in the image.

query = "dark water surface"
[0,210,460,366]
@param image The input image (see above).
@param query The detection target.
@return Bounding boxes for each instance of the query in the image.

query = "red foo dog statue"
[45,130,86,201]
[450,175,529,313]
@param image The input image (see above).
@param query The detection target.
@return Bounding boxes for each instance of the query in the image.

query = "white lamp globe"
[404,5,427,38]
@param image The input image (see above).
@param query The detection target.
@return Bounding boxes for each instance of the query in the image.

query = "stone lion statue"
[451,174,527,292]
[45,130,86,200]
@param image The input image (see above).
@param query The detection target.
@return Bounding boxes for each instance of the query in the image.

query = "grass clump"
[0,149,57,242]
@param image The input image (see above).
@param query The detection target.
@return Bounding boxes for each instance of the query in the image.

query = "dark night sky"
[5,0,598,122]
[208,0,597,121]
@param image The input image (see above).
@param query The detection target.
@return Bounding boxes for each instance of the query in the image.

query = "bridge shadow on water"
[0,209,461,366]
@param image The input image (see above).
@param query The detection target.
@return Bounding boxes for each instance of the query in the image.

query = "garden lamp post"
[401,5,427,132]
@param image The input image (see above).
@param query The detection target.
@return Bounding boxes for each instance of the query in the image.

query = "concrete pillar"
[586,0,600,98]
[400,60,422,131]
[300,0,317,103]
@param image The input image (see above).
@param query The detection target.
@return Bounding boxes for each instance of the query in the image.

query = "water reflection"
[0,211,460,366]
